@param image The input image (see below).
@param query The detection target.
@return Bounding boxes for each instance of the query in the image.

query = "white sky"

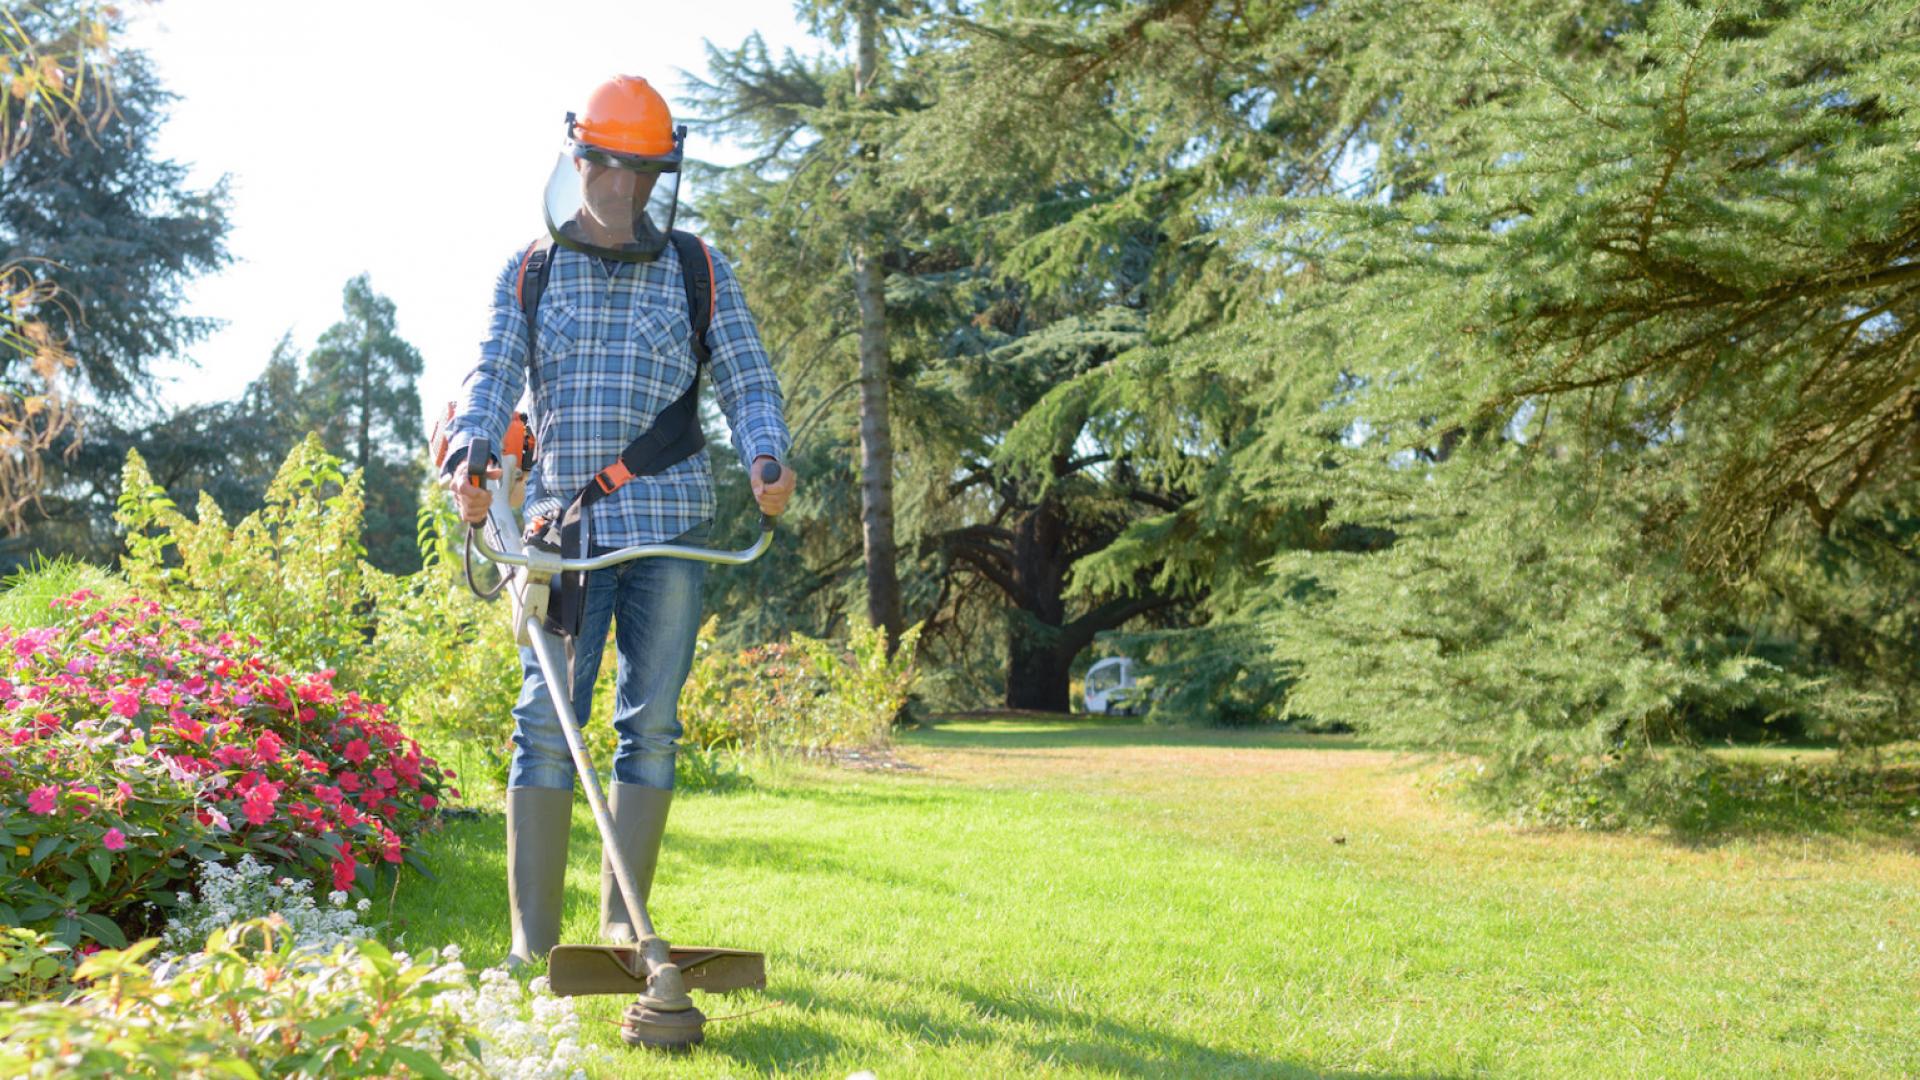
[121,0,820,432]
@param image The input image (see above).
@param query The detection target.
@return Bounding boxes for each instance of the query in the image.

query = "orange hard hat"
[571,75,675,157]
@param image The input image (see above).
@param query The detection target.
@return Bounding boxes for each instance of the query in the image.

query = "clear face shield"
[542,119,684,262]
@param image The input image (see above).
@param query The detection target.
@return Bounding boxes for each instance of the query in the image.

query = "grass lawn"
[394,718,1920,1078]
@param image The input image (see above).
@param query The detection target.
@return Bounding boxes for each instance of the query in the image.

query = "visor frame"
[542,119,687,264]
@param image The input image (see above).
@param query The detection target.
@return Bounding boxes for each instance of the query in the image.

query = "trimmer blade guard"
[546,945,766,997]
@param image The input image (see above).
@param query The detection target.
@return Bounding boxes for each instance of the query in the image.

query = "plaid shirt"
[445,238,790,548]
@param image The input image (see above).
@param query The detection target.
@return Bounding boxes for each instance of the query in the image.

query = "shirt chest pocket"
[619,307,698,423]
[530,297,580,390]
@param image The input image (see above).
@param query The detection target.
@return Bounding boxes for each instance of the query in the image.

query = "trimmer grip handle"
[465,437,492,488]
[758,459,782,531]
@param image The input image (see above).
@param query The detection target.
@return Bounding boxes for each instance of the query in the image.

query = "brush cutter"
[457,434,777,1051]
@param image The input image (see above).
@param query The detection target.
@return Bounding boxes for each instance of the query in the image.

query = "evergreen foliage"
[0,46,230,401]
[700,0,1916,788]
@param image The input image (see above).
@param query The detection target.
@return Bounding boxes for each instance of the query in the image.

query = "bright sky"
[121,0,819,433]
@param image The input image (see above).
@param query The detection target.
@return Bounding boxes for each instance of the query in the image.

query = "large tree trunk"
[356,350,371,472]
[996,493,1171,711]
[1003,495,1068,710]
[852,2,903,652]
[1006,626,1073,712]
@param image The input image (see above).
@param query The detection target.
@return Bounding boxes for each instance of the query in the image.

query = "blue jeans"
[508,523,709,791]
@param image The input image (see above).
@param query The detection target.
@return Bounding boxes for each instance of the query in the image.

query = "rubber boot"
[600,781,673,944]
[505,786,573,969]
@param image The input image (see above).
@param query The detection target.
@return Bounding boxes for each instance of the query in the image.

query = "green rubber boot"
[505,786,573,969]
[600,781,672,944]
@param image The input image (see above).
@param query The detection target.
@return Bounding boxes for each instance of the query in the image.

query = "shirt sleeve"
[702,244,791,472]
[441,249,532,476]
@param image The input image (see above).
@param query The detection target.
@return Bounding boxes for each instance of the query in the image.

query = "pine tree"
[301,276,425,574]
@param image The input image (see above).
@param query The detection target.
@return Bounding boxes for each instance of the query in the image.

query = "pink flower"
[27,784,57,814]
[173,716,205,744]
[342,738,370,764]
[420,794,438,811]
[337,771,362,793]
[255,732,284,762]
[101,827,127,851]
[0,678,13,699]
[372,767,396,792]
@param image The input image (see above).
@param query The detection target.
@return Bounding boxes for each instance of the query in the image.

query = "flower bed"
[0,920,604,1079]
[0,592,452,948]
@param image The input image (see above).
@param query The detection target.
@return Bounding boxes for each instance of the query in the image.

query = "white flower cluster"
[160,854,372,956]
[153,857,602,1079]
[423,966,604,1080]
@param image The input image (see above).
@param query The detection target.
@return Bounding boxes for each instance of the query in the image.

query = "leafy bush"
[115,437,521,784]
[676,617,920,755]
[0,592,451,949]
[0,919,604,1078]
[0,928,73,1004]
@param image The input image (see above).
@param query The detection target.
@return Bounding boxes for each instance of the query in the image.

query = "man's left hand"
[752,456,796,517]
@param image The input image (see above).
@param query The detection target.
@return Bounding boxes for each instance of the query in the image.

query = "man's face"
[577,158,661,233]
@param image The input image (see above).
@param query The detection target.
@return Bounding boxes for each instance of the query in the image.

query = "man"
[439,75,795,968]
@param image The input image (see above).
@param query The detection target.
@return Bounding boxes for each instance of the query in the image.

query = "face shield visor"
[542,117,684,262]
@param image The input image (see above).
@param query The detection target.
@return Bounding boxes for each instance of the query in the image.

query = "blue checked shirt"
[445,238,790,548]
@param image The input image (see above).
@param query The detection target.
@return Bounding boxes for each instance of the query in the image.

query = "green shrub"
[677,617,920,754]
[114,438,521,787]
[0,928,73,1004]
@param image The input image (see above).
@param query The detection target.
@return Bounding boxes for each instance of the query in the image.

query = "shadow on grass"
[705,968,1458,1080]
[909,714,1374,754]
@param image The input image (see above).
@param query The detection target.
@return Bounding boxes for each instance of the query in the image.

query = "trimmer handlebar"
[458,435,782,574]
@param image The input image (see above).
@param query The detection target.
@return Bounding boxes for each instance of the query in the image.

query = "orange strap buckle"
[594,461,634,495]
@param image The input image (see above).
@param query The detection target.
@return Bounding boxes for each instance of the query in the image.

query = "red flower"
[337,771,362,793]
[174,716,205,744]
[255,731,284,763]
[343,738,370,764]
[420,794,438,811]
[331,844,358,893]
[241,781,281,826]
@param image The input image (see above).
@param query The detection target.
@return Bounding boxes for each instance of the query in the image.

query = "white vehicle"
[1083,656,1142,716]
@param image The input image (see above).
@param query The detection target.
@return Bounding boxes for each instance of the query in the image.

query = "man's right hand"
[447,463,502,525]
